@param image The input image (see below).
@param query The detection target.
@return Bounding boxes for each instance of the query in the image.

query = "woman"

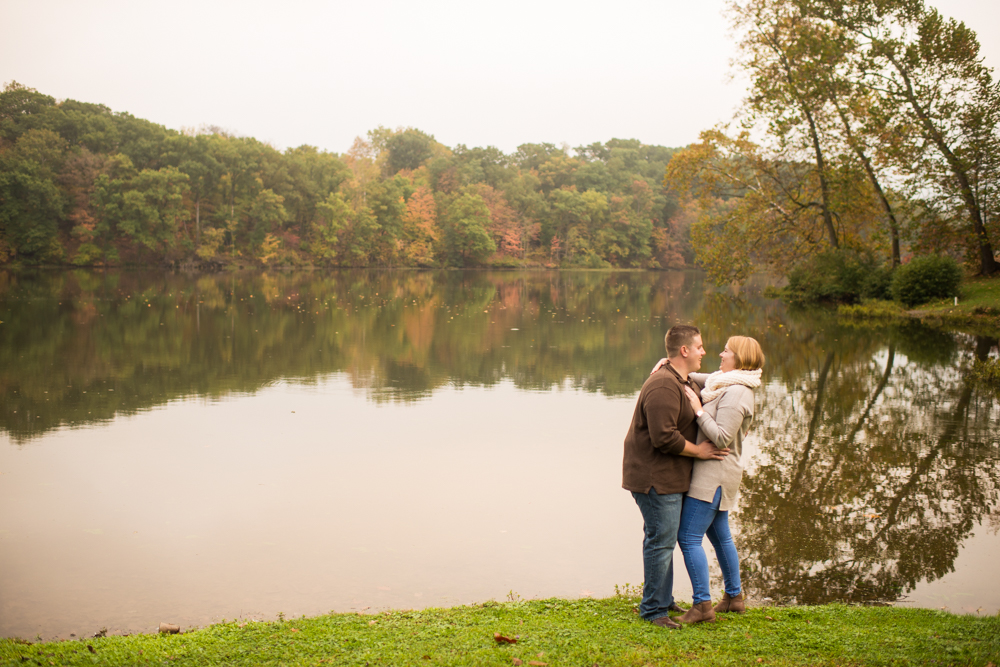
[656,336,764,625]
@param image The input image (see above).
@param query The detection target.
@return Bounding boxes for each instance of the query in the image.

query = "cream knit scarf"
[699,368,762,404]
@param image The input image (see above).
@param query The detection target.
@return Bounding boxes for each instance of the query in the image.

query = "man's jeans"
[632,487,683,621]
[677,486,742,604]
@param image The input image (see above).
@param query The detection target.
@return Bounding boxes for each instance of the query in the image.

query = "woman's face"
[719,345,737,372]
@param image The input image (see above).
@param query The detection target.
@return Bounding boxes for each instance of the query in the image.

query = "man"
[622,324,727,629]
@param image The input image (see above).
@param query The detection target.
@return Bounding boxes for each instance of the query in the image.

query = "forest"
[1,0,998,282]
[0,84,687,271]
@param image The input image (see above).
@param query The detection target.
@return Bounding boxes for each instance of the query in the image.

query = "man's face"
[685,335,706,372]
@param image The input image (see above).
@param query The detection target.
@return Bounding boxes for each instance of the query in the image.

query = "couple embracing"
[622,324,765,629]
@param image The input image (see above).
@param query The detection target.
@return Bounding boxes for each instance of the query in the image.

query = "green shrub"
[890,255,962,307]
[72,242,104,266]
[782,250,892,304]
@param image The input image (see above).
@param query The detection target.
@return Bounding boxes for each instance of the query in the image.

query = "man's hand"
[681,440,729,460]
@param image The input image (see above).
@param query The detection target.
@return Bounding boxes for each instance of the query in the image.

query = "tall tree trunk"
[892,59,999,275]
[773,38,840,249]
[802,106,840,249]
[830,99,901,266]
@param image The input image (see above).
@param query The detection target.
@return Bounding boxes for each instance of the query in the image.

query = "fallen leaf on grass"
[512,660,523,666]
[87,646,95,654]
[368,620,377,626]
[765,616,775,621]
[422,656,431,660]
[494,632,518,644]
[290,628,300,633]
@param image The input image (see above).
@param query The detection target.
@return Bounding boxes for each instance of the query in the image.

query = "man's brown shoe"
[677,601,716,625]
[651,615,681,629]
[712,591,746,614]
[668,602,686,614]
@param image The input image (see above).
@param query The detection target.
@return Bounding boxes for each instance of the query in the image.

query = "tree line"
[0,84,689,270]
[3,0,994,281]
[667,0,1000,283]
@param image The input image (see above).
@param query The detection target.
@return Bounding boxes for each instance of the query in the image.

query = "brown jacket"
[622,361,700,495]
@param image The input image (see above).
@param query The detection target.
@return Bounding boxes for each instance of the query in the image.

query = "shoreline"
[2,597,997,666]
[837,275,1000,338]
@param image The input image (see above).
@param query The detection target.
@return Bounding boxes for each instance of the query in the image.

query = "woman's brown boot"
[712,591,746,614]
[677,601,716,625]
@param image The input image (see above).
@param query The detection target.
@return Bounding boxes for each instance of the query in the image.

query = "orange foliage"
[60,150,104,243]
[401,187,438,266]
[652,199,697,268]
[473,184,521,258]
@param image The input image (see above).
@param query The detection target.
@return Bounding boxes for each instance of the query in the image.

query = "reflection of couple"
[622,325,764,628]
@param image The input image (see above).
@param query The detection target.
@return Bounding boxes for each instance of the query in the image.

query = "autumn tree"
[666,128,882,284]
[400,186,439,266]
[800,0,1000,275]
[730,0,844,249]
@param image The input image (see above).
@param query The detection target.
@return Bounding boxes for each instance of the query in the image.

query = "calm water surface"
[1,269,998,639]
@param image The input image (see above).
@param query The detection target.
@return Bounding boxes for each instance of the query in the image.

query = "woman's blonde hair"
[727,336,765,371]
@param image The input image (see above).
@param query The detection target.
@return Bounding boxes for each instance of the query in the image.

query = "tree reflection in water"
[740,317,999,606]
[1,269,997,607]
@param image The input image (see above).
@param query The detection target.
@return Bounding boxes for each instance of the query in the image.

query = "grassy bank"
[838,274,1000,336]
[2,598,998,666]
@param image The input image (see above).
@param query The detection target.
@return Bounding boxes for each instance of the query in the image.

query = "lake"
[1,269,998,640]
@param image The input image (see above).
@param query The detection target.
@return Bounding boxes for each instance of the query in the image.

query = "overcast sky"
[2,0,998,155]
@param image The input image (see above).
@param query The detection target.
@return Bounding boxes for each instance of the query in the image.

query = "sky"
[2,0,999,155]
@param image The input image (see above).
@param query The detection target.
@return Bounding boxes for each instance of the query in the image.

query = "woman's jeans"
[632,487,683,621]
[678,487,742,604]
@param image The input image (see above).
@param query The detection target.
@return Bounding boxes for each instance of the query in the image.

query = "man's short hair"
[665,325,701,358]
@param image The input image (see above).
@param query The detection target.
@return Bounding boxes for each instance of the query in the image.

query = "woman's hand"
[650,358,667,375]
[684,385,703,413]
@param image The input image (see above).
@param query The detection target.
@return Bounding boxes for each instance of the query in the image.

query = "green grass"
[2,598,998,666]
